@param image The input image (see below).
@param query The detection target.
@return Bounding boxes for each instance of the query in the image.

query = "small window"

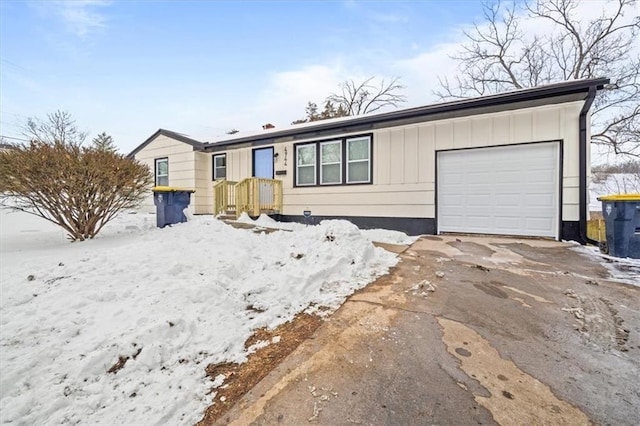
[296,144,316,186]
[320,141,342,185]
[155,158,168,186]
[347,137,371,183]
[213,154,226,180]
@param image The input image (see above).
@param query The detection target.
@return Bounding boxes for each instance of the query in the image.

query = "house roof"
[130,78,609,157]
[128,128,205,158]
[202,77,609,152]
[0,143,16,150]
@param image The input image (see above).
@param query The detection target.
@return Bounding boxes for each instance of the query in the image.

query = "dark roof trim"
[202,78,609,152]
[128,128,205,158]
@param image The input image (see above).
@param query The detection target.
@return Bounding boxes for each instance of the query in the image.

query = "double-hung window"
[155,158,168,186]
[296,144,316,186]
[346,137,371,183]
[320,141,342,185]
[213,154,226,180]
[294,134,372,187]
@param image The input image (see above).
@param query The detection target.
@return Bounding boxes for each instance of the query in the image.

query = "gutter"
[578,86,598,246]
[202,78,610,152]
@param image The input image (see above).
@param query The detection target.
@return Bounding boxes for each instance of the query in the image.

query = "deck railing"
[213,180,237,215]
[214,178,282,217]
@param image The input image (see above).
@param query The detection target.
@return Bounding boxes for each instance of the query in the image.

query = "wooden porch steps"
[213,178,283,218]
[216,209,279,221]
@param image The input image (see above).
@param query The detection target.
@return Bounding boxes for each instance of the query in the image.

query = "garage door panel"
[494,193,521,206]
[526,170,555,183]
[495,171,522,184]
[467,216,492,228]
[437,142,559,238]
[440,195,464,206]
[494,217,522,230]
[467,194,492,205]
[439,215,464,227]
[526,218,554,232]
[526,194,555,208]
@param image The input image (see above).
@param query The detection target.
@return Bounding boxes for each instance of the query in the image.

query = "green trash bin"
[597,194,640,259]
[152,186,196,228]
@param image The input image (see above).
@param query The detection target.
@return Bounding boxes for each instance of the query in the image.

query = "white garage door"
[437,142,560,238]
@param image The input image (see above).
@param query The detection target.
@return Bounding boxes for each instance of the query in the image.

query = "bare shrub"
[0,112,152,241]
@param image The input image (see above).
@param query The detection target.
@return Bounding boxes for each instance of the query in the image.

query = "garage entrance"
[437,141,561,238]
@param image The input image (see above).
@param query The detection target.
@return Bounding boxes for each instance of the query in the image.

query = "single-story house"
[130,77,609,243]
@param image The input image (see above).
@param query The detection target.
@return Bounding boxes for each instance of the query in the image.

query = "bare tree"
[293,76,407,124]
[328,76,407,116]
[436,0,640,158]
[25,110,88,147]
[0,112,152,241]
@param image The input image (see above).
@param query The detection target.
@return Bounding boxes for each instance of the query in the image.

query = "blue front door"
[253,147,274,178]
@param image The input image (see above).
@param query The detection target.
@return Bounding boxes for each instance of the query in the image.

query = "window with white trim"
[155,158,168,186]
[346,137,371,183]
[213,154,226,180]
[320,140,342,185]
[296,144,316,186]
[294,134,372,187]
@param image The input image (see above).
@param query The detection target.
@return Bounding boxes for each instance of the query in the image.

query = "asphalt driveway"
[217,235,640,425]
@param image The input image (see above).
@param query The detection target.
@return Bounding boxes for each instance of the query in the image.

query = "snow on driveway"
[0,210,399,425]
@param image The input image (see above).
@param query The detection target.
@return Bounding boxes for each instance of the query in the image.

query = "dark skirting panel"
[271,214,435,236]
[561,221,583,243]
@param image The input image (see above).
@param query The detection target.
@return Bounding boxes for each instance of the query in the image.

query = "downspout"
[578,86,598,245]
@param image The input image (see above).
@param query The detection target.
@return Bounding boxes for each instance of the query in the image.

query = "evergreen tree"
[92,132,117,153]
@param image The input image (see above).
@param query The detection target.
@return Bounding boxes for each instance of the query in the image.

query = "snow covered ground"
[0,209,402,425]
[589,173,640,212]
[572,245,640,287]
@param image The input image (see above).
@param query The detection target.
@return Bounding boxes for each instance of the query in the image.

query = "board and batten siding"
[193,152,213,214]
[221,100,585,221]
[134,134,198,214]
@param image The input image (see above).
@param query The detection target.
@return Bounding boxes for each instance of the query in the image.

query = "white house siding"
[193,152,213,214]
[221,100,585,222]
[134,135,197,213]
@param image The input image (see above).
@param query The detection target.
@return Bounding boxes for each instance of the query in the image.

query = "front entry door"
[253,147,274,211]
[253,147,274,178]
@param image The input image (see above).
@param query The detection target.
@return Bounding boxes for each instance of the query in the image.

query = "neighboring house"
[130,78,609,242]
[0,143,16,152]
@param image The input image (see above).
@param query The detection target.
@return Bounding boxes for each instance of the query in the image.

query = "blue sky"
[2,1,496,153]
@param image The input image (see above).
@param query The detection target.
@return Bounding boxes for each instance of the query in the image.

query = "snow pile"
[236,212,303,231]
[360,228,420,245]
[0,211,397,425]
[235,213,420,244]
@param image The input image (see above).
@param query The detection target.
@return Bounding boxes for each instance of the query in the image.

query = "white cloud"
[35,0,637,155]
[188,63,358,140]
[370,12,409,24]
[54,0,110,37]
[394,41,461,106]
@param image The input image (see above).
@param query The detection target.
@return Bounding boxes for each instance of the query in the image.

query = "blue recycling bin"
[598,194,640,258]
[152,187,196,228]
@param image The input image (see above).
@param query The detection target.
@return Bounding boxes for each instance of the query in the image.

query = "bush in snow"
[0,111,152,241]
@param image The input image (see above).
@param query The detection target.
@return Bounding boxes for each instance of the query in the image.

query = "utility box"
[598,194,640,259]
[152,187,196,228]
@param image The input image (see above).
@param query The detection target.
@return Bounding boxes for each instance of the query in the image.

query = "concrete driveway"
[217,235,640,425]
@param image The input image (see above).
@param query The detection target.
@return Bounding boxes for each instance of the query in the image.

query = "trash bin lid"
[152,186,196,193]
[597,193,640,201]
